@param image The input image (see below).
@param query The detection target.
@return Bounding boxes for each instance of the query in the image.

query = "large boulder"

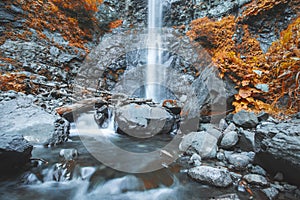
[115,103,175,138]
[179,131,219,159]
[262,132,300,167]
[188,166,233,187]
[255,119,300,185]
[0,94,68,145]
[0,133,32,174]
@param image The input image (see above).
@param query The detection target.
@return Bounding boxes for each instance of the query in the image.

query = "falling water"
[146,0,164,102]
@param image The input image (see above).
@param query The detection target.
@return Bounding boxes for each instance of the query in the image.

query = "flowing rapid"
[145,0,164,102]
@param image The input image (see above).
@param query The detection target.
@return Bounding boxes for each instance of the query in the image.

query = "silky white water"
[146,0,164,102]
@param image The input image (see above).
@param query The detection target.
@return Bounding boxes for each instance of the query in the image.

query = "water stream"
[145,0,165,102]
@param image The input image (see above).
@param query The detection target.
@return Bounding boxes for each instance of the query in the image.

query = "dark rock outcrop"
[0,133,32,174]
[237,129,256,151]
[240,0,299,52]
[255,119,300,185]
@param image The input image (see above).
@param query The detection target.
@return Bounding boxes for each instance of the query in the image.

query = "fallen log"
[56,95,155,122]
[55,97,108,122]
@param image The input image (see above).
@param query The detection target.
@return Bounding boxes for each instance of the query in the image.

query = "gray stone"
[188,166,233,187]
[199,123,223,139]
[206,127,223,140]
[0,95,56,144]
[262,132,300,168]
[261,187,279,200]
[189,153,202,166]
[241,151,255,161]
[238,130,256,151]
[216,162,226,167]
[0,94,70,145]
[283,183,297,191]
[224,150,234,159]
[179,131,218,159]
[217,152,225,161]
[223,123,236,133]
[250,165,267,176]
[273,172,284,182]
[233,110,258,128]
[270,183,284,192]
[230,172,243,181]
[115,103,175,138]
[219,119,228,131]
[227,153,251,170]
[243,174,269,186]
[0,133,32,173]
[192,67,228,124]
[257,112,269,121]
[220,131,239,149]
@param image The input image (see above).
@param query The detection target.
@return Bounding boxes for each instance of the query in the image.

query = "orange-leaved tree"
[187,13,299,116]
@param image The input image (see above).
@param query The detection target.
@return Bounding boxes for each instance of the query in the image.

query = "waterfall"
[145,0,164,103]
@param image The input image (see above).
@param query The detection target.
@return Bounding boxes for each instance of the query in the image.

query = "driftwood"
[56,97,108,116]
[122,98,153,104]
[55,94,156,120]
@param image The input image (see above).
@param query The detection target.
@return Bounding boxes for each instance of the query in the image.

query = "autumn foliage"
[240,0,288,18]
[51,0,102,12]
[0,73,37,93]
[0,0,104,51]
[187,3,299,116]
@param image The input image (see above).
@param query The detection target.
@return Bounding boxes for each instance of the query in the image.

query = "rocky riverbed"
[1,0,299,200]
[1,89,299,199]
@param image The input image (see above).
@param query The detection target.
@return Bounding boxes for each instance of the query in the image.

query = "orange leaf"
[239,87,252,98]
[242,80,250,86]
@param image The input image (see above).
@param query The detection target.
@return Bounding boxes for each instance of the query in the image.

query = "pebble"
[227,153,251,170]
[273,172,284,181]
[189,153,202,166]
